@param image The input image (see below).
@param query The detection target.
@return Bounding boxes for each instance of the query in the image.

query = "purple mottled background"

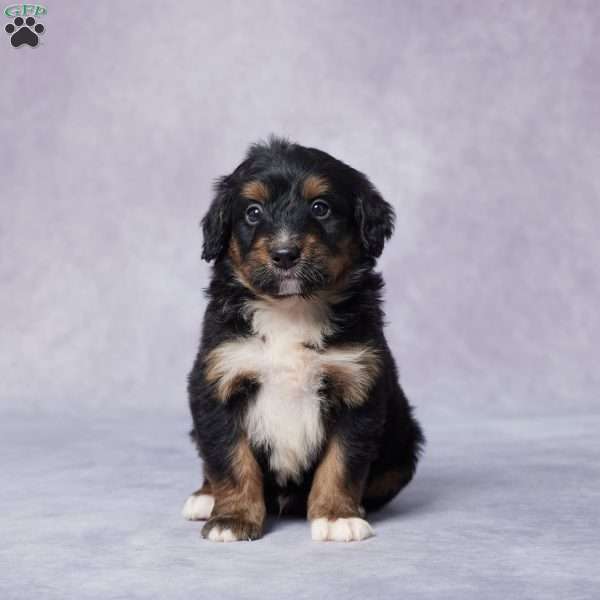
[1,2,599,598]
[2,1,599,418]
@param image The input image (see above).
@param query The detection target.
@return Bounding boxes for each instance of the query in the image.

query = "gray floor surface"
[1,411,598,599]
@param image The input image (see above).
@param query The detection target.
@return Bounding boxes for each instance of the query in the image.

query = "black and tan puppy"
[183,137,424,542]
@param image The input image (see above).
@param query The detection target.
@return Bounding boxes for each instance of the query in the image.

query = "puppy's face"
[201,139,394,298]
[227,173,358,297]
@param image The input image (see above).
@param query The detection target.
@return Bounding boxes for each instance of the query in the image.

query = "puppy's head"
[201,137,394,297]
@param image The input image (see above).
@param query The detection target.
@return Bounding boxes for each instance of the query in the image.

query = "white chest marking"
[204,296,381,485]
[244,297,331,484]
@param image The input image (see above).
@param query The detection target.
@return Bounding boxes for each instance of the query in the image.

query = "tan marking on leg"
[202,437,266,541]
[308,437,374,542]
[307,437,362,521]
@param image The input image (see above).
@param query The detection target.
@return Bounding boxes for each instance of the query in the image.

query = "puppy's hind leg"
[362,404,424,511]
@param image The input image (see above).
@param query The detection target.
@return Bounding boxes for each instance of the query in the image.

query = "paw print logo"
[5,16,45,47]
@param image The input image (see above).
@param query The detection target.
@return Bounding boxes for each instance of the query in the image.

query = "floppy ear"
[201,176,235,262]
[354,185,395,258]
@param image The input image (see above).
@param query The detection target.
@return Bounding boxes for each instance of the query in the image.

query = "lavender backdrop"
[2,1,599,418]
[2,3,599,599]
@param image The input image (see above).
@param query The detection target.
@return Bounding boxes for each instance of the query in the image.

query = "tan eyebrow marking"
[302,175,330,200]
[241,180,269,203]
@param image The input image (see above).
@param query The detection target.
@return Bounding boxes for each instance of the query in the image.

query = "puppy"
[183,137,424,542]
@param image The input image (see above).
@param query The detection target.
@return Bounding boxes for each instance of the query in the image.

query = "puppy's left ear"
[354,183,395,258]
[201,176,234,262]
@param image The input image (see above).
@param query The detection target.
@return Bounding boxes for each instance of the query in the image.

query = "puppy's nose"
[270,246,300,270]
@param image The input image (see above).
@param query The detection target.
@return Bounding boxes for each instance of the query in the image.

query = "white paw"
[311,517,374,542]
[181,493,215,521]
[207,525,239,542]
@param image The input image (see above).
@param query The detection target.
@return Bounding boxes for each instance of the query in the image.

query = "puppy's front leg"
[201,437,266,542]
[308,436,374,542]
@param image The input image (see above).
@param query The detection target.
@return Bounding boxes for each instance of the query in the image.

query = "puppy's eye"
[245,204,263,226]
[311,199,330,219]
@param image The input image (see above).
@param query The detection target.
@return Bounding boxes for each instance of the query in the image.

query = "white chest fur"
[244,297,331,485]
[204,296,380,485]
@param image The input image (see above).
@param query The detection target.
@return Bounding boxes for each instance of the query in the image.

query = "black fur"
[187,137,424,537]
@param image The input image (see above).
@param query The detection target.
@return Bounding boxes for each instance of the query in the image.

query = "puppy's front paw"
[182,493,215,521]
[202,516,263,542]
[311,517,374,542]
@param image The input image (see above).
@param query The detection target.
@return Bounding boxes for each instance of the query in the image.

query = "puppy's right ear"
[201,176,234,262]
